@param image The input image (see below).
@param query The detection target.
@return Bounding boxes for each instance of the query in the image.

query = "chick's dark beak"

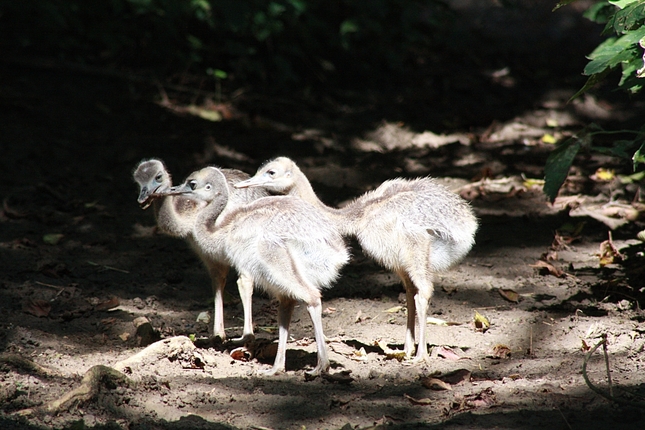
[234,175,269,189]
[169,183,192,194]
[138,186,152,205]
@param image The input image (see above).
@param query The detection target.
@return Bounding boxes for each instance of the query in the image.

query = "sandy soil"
[2,2,645,430]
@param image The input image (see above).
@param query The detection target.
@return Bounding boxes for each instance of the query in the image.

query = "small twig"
[34,281,69,300]
[86,261,130,274]
[556,405,573,430]
[34,281,62,290]
[602,334,613,397]
[582,336,645,408]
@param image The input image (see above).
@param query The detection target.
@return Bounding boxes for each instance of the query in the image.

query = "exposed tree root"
[12,335,205,416]
[16,365,130,416]
[582,334,645,408]
[0,352,61,377]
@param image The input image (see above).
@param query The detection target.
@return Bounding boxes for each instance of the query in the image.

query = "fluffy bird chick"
[173,166,349,376]
[133,159,265,343]
[235,157,478,362]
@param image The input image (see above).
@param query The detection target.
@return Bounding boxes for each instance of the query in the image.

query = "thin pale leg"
[230,272,255,344]
[412,285,432,362]
[306,298,330,376]
[206,261,229,341]
[261,297,295,376]
[398,271,417,359]
[408,243,434,363]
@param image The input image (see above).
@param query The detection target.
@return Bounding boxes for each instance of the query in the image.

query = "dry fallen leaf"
[375,339,406,361]
[100,317,117,327]
[464,388,496,408]
[498,288,520,303]
[252,340,278,361]
[540,248,558,261]
[23,298,51,317]
[474,310,490,332]
[530,260,566,277]
[591,168,615,182]
[490,344,512,359]
[353,347,369,362]
[599,232,624,267]
[420,377,452,391]
[404,393,434,405]
[384,305,403,313]
[322,370,354,384]
[95,296,120,311]
[522,177,545,188]
[329,341,357,357]
[295,337,314,347]
[427,317,448,326]
[440,369,471,385]
[450,388,497,413]
[427,317,461,326]
[541,133,557,144]
[230,346,252,362]
[436,346,463,361]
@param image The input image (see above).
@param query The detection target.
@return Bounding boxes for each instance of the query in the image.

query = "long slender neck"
[289,169,360,235]
[154,194,205,238]
[194,179,232,249]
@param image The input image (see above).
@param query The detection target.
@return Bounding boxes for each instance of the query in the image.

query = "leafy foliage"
[556,0,645,96]
[542,125,645,202]
[544,1,645,202]
[0,0,449,92]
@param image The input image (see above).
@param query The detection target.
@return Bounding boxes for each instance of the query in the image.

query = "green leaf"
[340,20,359,35]
[609,0,640,10]
[43,233,64,245]
[584,2,616,25]
[552,0,580,12]
[207,68,228,79]
[286,0,307,14]
[570,69,611,100]
[591,139,639,159]
[186,34,203,50]
[543,137,584,202]
[633,142,645,169]
[583,34,640,75]
[610,3,645,34]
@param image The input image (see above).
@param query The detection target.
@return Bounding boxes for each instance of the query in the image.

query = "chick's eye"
[267,170,275,177]
[205,183,212,191]
[189,180,197,190]
[155,174,163,182]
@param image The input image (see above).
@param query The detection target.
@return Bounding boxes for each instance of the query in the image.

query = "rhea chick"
[235,157,478,362]
[172,166,349,375]
[133,159,266,343]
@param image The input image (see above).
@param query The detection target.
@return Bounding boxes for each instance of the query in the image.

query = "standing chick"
[235,157,478,362]
[133,159,266,343]
[172,166,349,375]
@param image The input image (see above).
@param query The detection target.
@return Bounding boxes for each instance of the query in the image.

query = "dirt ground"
[3,2,645,430]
